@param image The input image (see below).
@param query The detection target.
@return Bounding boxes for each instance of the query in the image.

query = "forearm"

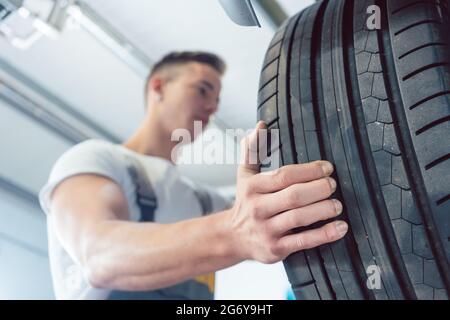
[83,209,243,291]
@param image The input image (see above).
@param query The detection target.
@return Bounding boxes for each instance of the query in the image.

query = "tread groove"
[415,115,450,135]
[304,0,339,300]
[281,12,303,165]
[402,62,449,81]
[335,0,380,300]
[308,0,352,300]
[391,0,440,15]
[268,38,284,51]
[258,75,278,92]
[261,56,279,72]
[344,0,416,300]
[425,153,450,170]
[291,279,316,289]
[436,194,450,206]
[394,19,442,36]
[257,91,277,109]
[409,91,450,110]
[266,117,279,128]
[398,42,447,60]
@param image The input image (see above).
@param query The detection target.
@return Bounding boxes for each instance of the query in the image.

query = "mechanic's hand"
[229,121,348,264]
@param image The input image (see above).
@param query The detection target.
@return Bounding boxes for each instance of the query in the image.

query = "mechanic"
[39,51,348,300]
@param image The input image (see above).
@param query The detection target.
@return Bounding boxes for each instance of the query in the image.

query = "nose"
[204,101,218,114]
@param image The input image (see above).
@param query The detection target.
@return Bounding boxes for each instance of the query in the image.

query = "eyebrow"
[200,80,215,91]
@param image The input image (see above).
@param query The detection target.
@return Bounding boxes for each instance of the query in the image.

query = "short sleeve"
[38,139,126,215]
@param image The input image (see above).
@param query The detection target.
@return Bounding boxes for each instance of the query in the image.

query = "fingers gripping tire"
[257,0,450,300]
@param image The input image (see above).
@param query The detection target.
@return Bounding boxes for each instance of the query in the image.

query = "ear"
[148,77,165,101]
[148,76,171,101]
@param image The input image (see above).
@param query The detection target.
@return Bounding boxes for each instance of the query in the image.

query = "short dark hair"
[144,51,226,106]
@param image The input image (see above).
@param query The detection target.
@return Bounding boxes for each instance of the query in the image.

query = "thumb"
[238,121,267,180]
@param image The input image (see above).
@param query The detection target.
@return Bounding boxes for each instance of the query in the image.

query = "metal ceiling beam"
[0,83,88,144]
[0,173,48,258]
[0,174,39,209]
[69,1,152,78]
[0,231,48,257]
[0,56,121,143]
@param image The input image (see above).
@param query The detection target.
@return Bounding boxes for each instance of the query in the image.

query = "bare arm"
[50,174,240,291]
[49,123,348,292]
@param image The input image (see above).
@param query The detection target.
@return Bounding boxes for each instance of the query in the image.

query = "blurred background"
[0,0,314,299]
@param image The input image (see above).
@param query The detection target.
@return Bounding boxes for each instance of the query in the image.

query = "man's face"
[156,62,222,140]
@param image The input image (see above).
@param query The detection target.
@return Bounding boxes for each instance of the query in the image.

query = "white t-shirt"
[39,139,231,299]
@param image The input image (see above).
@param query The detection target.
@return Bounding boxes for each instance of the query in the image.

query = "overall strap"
[125,155,157,222]
[193,186,213,216]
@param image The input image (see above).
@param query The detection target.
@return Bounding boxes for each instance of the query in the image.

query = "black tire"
[257,0,450,300]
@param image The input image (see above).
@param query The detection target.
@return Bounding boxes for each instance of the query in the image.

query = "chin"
[188,119,206,138]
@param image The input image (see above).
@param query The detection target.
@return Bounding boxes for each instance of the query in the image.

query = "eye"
[198,86,208,97]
